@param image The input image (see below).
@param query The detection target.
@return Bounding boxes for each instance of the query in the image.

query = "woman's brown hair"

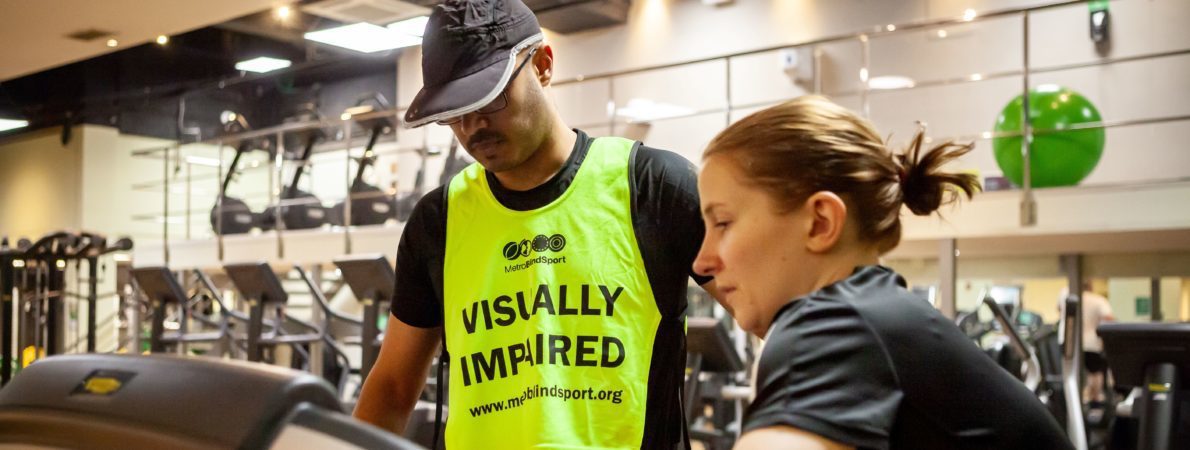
[704,95,980,253]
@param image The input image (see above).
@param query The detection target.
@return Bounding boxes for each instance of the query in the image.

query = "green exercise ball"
[992,85,1105,188]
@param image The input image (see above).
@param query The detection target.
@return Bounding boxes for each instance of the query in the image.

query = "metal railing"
[125,0,1190,263]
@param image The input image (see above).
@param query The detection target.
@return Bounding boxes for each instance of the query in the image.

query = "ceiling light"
[387,16,429,37]
[969,73,983,81]
[156,35,169,45]
[615,99,695,122]
[936,29,948,38]
[106,39,119,47]
[0,119,29,132]
[963,9,977,21]
[886,24,896,32]
[867,75,916,90]
[276,5,292,19]
[304,23,421,53]
[235,56,292,73]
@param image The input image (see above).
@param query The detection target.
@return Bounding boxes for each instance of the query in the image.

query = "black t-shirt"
[746,265,1072,450]
[392,129,710,449]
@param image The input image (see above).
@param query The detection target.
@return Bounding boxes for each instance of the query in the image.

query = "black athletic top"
[746,265,1072,450]
[392,129,710,449]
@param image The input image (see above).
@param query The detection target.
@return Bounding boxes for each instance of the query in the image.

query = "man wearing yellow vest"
[353,0,721,448]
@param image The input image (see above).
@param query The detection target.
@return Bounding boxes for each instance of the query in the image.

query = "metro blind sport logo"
[503,233,567,273]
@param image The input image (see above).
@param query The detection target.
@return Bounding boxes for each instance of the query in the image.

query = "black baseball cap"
[403,0,544,128]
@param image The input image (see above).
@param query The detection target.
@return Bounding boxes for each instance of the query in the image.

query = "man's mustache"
[468,130,505,149]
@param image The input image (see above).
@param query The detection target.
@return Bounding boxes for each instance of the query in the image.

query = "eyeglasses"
[436,46,539,126]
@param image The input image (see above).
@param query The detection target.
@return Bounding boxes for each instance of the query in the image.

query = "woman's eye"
[714,221,731,230]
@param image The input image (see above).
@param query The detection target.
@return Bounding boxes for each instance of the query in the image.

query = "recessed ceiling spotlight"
[156,35,169,45]
[106,39,119,47]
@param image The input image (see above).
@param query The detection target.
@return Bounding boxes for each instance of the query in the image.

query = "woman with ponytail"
[693,96,1071,450]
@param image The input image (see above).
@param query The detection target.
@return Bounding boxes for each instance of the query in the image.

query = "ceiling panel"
[0,0,277,81]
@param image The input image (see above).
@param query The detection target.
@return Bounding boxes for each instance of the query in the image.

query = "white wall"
[397,0,1190,187]
[0,128,83,239]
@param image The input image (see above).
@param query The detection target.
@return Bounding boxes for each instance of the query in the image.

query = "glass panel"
[729,47,815,109]
[869,15,1023,87]
[1029,0,1190,70]
[612,59,727,122]
[553,78,612,130]
[615,112,727,165]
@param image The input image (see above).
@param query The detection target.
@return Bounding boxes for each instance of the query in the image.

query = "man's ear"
[803,191,847,254]
[536,44,555,87]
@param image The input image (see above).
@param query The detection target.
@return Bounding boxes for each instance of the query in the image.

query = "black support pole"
[0,245,13,385]
[361,288,380,380]
[87,257,98,353]
[247,298,264,362]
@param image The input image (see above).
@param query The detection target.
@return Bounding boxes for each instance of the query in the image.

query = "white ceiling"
[0,0,278,81]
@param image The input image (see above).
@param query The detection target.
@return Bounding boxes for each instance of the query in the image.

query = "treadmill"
[0,353,422,449]
[1099,322,1190,450]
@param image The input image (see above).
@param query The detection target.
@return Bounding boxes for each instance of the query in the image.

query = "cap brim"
[403,33,543,128]
[403,58,510,128]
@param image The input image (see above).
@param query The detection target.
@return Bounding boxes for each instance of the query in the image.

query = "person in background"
[1059,281,1116,406]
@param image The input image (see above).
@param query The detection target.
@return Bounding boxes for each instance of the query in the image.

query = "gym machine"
[259,128,329,231]
[223,262,308,363]
[1099,322,1190,450]
[331,254,393,380]
[685,316,747,450]
[330,93,397,227]
[0,237,29,385]
[0,354,422,449]
[209,111,270,236]
[131,267,231,355]
[12,232,131,367]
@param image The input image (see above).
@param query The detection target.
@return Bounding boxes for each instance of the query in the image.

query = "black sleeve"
[390,187,447,328]
[632,145,712,286]
[745,300,902,450]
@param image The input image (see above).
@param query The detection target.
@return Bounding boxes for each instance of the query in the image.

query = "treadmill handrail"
[982,295,1042,392]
